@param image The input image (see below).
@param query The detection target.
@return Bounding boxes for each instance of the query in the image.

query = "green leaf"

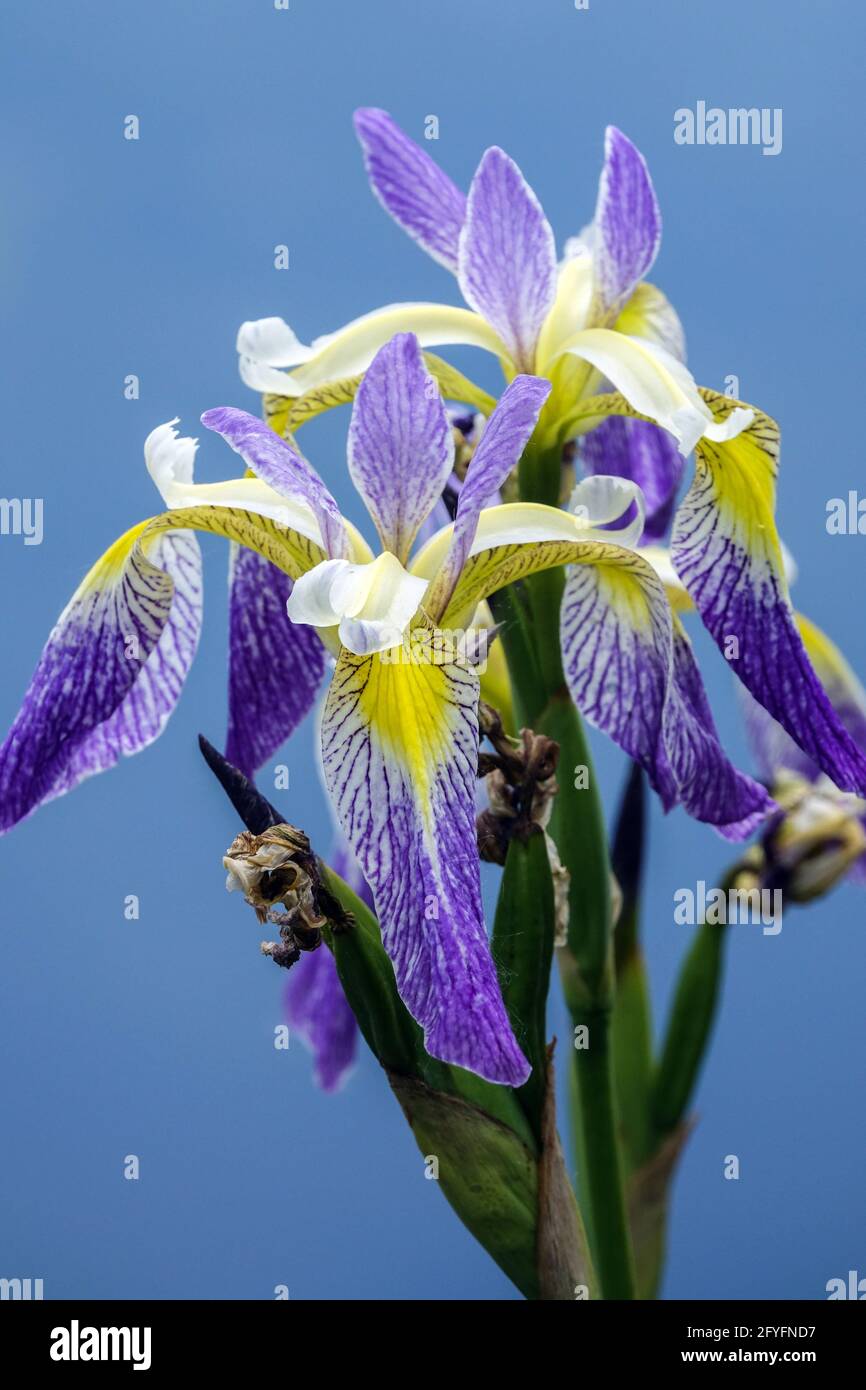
[650,921,728,1140]
[491,827,555,1139]
[388,1073,541,1298]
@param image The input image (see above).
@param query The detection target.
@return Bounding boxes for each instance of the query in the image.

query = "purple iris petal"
[559,552,772,839]
[458,146,557,371]
[201,408,348,559]
[284,945,358,1093]
[322,648,530,1087]
[434,374,551,612]
[225,546,326,780]
[580,415,684,543]
[348,333,454,562]
[0,529,202,833]
[672,483,866,796]
[591,126,661,317]
[353,108,467,273]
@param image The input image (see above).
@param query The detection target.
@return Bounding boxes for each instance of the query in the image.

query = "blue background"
[1,0,863,1300]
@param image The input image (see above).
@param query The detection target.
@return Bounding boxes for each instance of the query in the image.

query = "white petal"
[569,474,646,549]
[237,302,509,399]
[410,499,648,582]
[287,552,428,656]
[556,329,753,454]
[235,316,316,366]
[145,419,199,498]
[535,250,594,370]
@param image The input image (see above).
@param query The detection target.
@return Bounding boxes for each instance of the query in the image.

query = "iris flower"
[0,332,775,1083]
[237,109,866,799]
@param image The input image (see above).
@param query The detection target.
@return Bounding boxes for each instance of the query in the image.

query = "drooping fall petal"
[321,641,530,1086]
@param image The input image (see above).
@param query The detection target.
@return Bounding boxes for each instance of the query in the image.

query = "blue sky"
[1,0,863,1299]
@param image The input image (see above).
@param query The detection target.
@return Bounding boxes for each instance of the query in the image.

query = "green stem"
[569,1006,636,1300]
[491,439,636,1299]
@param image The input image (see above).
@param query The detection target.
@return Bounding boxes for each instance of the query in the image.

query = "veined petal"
[238,304,508,399]
[283,944,358,1093]
[321,643,529,1085]
[287,553,428,656]
[671,395,866,795]
[354,107,467,273]
[225,546,327,780]
[425,374,551,619]
[557,329,753,454]
[412,499,643,618]
[418,522,770,835]
[742,613,866,784]
[458,147,557,372]
[348,333,454,563]
[201,408,348,559]
[0,481,344,835]
[559,549,772,837]
[0,522,202,832]
[589,127,661,318]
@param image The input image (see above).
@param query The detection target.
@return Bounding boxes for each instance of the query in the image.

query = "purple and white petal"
[579,414,684,543]
[348,333,454,562]
[559,546,772,839]
[321,645,530,1085]
[283,945,358,1093]
[201,408,348,559]
[589,127,661,319]
[458,147,557,372]
[741,612,866,784]
[672,410,866,795]
[225,546,326,780]
[427,374,551,617]
[0,527,202,833]
[354,108,467,273]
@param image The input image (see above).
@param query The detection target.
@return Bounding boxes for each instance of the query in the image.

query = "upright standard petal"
[201,408,348,559]
[425,374,552,618]
[348,333,454,563]
[321,641,530,1085]
[354,108,467,273]
[590,127,661,318]
[225,547,326,780]
[671,395,866,796]
[458,147,557,372]
[0,523,202,832]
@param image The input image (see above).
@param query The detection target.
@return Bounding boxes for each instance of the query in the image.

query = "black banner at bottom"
[0,1297,860,1374]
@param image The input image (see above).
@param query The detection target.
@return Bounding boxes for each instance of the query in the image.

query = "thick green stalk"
[610,763,655,1173]
[488,439,636,1299]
